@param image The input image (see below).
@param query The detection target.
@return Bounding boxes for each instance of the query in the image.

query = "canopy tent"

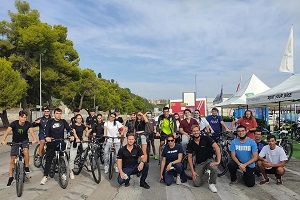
[214,74,270,108]
[246,74,300,107]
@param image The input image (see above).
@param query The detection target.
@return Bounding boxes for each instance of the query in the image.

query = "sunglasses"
[167,139,174,142]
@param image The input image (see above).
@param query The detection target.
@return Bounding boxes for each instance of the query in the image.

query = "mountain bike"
[33,143,47,168]
[72,138,102,184]
[7,142,32,197]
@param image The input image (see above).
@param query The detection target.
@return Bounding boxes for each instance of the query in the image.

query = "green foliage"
[221,115,234,122]
[0,58,27,109]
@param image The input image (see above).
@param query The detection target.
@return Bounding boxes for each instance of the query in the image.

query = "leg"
[164,168,176,186]
[104,142,111,166]
[206,159,218,184]
[118,167,134,185]
[193,162,207,187]
[44,145,56,176]
[257,161,268,180]
[151,139,156,156]
[23,148,30,168]
[276,167,285,177]
[69,143,78,172]
[139,162,149,185]
[38,132,46,156]
[9,156,15,177]
[243,167,255,187]
[228,160,239,182]
[181,135,189,153]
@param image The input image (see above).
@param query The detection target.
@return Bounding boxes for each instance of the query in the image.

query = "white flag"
[279,25,294,73]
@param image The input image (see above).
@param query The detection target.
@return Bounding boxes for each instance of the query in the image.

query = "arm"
[211,142,221,165]
[73,129,80,142]
[243,152,258,167]
[29,127,37,144]
[1,127,12,145]
[188,153,198,181]
[160,157,166,180]
[179,127,189,137]
[231,121,236,129]
[220,121,230,131]
[117,158,126,179]
[270,161,285,168]
[143,112,149,123]
[104,126,107,137]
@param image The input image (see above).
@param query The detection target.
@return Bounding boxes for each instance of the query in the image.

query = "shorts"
[10,139,29,156]
[39,132,46,140]
[137,133,148,145]
[266,167,282,175]
[160,132,169,142]
[148,132,155,141]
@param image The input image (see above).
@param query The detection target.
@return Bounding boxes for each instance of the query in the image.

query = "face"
[76,115,82,123]
[237,128,247,138]
[163,109,169,117]
[137,113,143,119]
[54,111,62,120]
[245,111,251,119]
[44,109,50,117]
[194,111,199,117]
[212,110,218,116]
[127,135,135,146]
[191,127,200,137]
[268,138,276,149]
[97,115,102,122]
[131,114,136,120]
[90,111,95,116]
[174,114,180,120]
[255,131,262,141]
[19,114,27,123]
[109,114,116,121]
[184,111,191,118]
[167,137,175,145]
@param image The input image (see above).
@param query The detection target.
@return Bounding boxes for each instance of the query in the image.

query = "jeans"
[181,135,190,153]
[104,141,120,166]
[228,160,255,187]
[117,163,149,185]
[163,163,186,186]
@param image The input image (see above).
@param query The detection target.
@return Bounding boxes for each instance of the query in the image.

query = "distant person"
[1,110,37,186]
[125,112,136,136]
[145,111,158,160]
[231,110,257,140]
[70,108,84,126]
[174,113,182,143]
[86,108,97,130]
[194,109,214,133]
[134,111,149,162]
[258,135,287,185]
[179,109,198,152]
[254,127,268,176]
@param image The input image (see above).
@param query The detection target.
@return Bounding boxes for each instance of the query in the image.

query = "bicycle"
[33,143,47,168]
[72,138,102,184]
[104,136,123,180]
[7,142,32,197]
[46,138,69,189]
[136,132,150,163]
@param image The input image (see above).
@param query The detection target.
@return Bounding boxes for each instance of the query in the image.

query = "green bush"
[222,116,234,122]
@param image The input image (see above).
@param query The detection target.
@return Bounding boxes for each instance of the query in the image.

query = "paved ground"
[0,131,300,200]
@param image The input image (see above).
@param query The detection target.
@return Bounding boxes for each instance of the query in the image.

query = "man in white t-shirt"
[258,134,287,185]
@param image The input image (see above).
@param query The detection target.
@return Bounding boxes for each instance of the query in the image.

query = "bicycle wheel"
[41,153,46,170]
[217,148,230,177]
[15,161,24,197]
[108,152,113,180]
[146,141,150,163]
[49,159,56,178]
[182,154,193,180]
[99,144,105,164]
[34,144,41,168]
[282,142,293,162]
[58,156,69,189]
[73,154,84,175]
[91,155,101,184]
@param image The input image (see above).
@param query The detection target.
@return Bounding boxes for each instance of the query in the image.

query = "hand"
[210,162,219,167]
[1,140,7,145]
[166,163,172,171]
[192,171,198,181]
[35,119,41,124]
[32,139,38,144]
[239,163,246,172]
[45,137,52,142]
[69,136,75,141]
[120,172,127,179]
[160,174,164,181]
[76,138,81,143]
[263,161,272,168]
[93,133,96,137]
[138,162,144,171]
[156,132,160,137]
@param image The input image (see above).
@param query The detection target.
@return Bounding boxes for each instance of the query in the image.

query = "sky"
[1,0,300,100]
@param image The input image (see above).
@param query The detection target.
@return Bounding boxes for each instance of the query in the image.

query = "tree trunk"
[21,96,31,121]
[0,110,10,127]
[79,90,86,110]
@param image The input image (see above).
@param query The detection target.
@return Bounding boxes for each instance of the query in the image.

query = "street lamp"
[40,53,42,116]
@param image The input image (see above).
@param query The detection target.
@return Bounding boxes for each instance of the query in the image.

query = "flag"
[236,72,242,92]
[218,85,223,101]
[279,25,294,73]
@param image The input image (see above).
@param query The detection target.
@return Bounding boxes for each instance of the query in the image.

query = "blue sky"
[1,0,300,100]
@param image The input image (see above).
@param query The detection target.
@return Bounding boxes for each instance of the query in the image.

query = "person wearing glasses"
[160,135,186,186]
[187,125,220,193]
[104,112,124,174]
[69,108,84,126]
[32,106,51,162]
[228,125,258,187]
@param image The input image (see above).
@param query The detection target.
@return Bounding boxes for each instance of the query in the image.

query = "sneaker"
[25,167,31,179]
[7,177,14,187]
[40,176,47,185]
[115,166,119,173]
[153,155,158,160]
[176,176,181,185]
[104,165,109,174]
[61,174,67,181]
[259,178,269,185]
[125,182,130,187]
[229,179,238,186]
[276,177,282,185]
[209,184,218,193]
[140,182,150,189]
[70,172,75,180]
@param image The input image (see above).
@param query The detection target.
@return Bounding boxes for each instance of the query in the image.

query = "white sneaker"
[115,166,119,173]
[104,165,109,174]
[209,184,217,193]
[61,174,67,181]
[70,172,75,180]
[176,176,181,185]
[40,176,47,185]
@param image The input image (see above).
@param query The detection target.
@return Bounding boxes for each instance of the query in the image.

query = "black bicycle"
[46,138,69,189]
[216,132,234,177]
[72,138,102,184]
[33,143,47,168]
[7,142,32,197]
[136,132,150,163]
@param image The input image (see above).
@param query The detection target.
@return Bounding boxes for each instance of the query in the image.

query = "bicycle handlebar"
[7,142,33,146]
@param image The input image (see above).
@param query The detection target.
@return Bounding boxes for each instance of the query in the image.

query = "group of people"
[0,107,288,193]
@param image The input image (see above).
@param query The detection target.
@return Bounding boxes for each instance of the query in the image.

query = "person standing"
[206,107,231,140]
[92,114,105,142]
[145,111,158,160]
[228,125,258,187]
[231,110,257,140]
[194,109,214,133]
[179,109,198,152]
[86,108,97,130]
[134,111,149,162]
[125,112,136,136]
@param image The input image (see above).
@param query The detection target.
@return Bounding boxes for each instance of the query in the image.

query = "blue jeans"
[117,163,149,185]
[163,163,186,186]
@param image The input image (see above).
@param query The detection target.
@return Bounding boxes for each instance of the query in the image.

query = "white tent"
[214,74,270,108]
[246,74,300,107]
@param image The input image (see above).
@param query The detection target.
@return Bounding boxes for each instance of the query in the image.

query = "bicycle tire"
[58,156,69,189]
[41,153,46,170]
[16,161,24,197]
[108,152,113,180]
[182,154,193,180]
[91,155,101,184]
[73,153,85,175]
[49,159,56,178]
[33,144,41,168]
[100,144,105,164]
[282,142,293,162]
[146,141,150,163]
[217,148,230,177]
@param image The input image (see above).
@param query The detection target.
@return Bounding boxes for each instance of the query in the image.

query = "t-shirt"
[10,120,31,143]
[162,144,184,166]
[86,115,97,128]
[71,124,86,139]
[116,116,124,124]
[230,138,258,168]
[259,145,288,164]
[256,140,268,154]
[117,145,143,168]
[145,119,156,134]
[187,136,215,164]
[45,118,72,139]
[104,121,123,143]
[125,119,135,134]
[206,115,223,133]
[236,118,257,139]
[92,122,104,137]
[135,120,146,132]
[179,118,198,135]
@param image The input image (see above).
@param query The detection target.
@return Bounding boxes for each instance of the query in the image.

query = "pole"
[40,53,42,116]
[195,75,197,111]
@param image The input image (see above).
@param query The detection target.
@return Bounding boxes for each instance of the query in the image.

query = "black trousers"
[228,160,255,187]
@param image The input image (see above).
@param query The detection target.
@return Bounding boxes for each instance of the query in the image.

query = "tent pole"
[278,102,281,131]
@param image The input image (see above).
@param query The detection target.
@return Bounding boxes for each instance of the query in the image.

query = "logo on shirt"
[167,150,178,154]
[52,122,62,129]
[18,129,24,135]
[235,145,251,151]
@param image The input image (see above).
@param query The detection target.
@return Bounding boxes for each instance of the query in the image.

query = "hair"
[97,113,102,117]
[191,124,200,132]
[255,126,262,133]
[127,133,135,138]
[147,110,152,114]
[19,110,28,117]
[267,134,276,141]
[130,112,136,115]
[212,107,219,112]
[184,108,191,114]
[236,124,246,130]
[75,114,83,121]
[243,110,254,120]
[89,108,96,113]
[167,134,175,140]
[73,108,80,113]
[42,106,50,111]
[110,112,117,126]
[194,109,200,113]
[163,106,169,111]
[54,107,62,113]
[174,112,181,122]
